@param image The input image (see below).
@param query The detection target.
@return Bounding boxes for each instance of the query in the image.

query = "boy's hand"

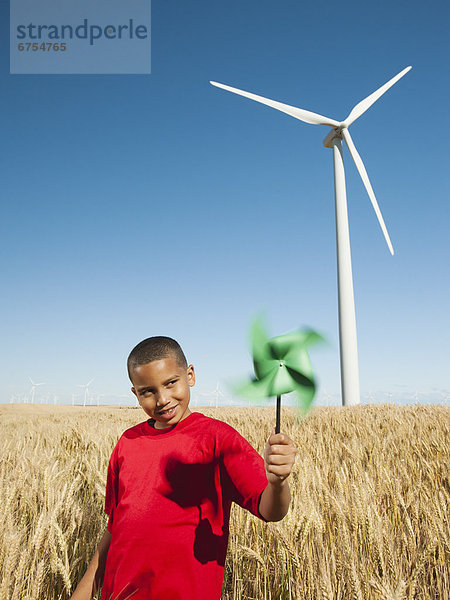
[264,430,297,486]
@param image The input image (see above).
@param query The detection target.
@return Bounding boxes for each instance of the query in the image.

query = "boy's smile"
[131,355,195,429]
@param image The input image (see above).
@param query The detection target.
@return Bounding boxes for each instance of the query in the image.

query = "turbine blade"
[343,66,412,126]
[210,81,339,127]
[342,129,394,255]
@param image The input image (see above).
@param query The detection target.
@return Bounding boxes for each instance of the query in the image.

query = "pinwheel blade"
[210,81,340,127]
[269,331,309,359]
[250,317,271,364]
[343,66,412,127]
[236,371,278,400]
[298,329,325,350]
[254,358,278,381]
[283,347,314,379]
[270,365,299,396]
[269,329,324,359]
[286,366,315,391]
[294,381,316,411]
[342,128,394,255]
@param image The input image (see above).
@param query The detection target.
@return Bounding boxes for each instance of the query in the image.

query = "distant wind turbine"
[77,379,94,407]
[210,66,411,406]
[29,377,45,404]
[211,382,225,408]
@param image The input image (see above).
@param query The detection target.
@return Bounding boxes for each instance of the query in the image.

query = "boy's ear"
[131,387,137,397]
[187,365,195,387]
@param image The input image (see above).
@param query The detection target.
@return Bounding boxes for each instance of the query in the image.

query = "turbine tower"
[210,67,411,406]
[29,377,45,404]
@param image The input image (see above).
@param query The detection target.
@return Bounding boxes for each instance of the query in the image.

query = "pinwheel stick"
[276,395,281,434]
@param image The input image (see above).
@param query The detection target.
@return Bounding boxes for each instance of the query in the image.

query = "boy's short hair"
[127,336,188,380]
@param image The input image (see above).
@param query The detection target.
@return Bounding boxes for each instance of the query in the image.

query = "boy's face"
[130,354,195,429]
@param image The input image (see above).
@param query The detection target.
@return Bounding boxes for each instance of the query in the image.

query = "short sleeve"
[104,444,119,533]
[218,424,268,521]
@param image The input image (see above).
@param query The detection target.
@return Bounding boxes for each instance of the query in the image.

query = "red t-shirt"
[101,411,268,600]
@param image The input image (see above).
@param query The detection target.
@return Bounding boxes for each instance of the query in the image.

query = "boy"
[71,336,297,600]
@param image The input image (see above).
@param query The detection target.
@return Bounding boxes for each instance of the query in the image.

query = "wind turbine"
[210,66,411,406]
[211,381,226,408]
[77,379,94,407]
[29,377,45,404]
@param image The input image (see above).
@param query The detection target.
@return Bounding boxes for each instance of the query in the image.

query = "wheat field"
[0,403,448,600]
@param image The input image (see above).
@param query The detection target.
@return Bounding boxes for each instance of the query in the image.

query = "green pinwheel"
[237,317,323,433]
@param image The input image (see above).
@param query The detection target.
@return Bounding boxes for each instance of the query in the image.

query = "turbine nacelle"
[323,125,346,148]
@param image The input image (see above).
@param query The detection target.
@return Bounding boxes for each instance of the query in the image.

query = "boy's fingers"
[269,432,291,445]
[266,464,292,477]
[267,454,295,466]
[269,444,297,456]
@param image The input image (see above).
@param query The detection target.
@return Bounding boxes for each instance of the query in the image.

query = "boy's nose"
[156,391,169,407]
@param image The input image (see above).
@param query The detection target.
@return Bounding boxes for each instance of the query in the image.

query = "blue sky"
[1,0,449,407]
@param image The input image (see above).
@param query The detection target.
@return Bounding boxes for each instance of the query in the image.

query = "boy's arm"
[258,431,297,522]
[70,528,111,600]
